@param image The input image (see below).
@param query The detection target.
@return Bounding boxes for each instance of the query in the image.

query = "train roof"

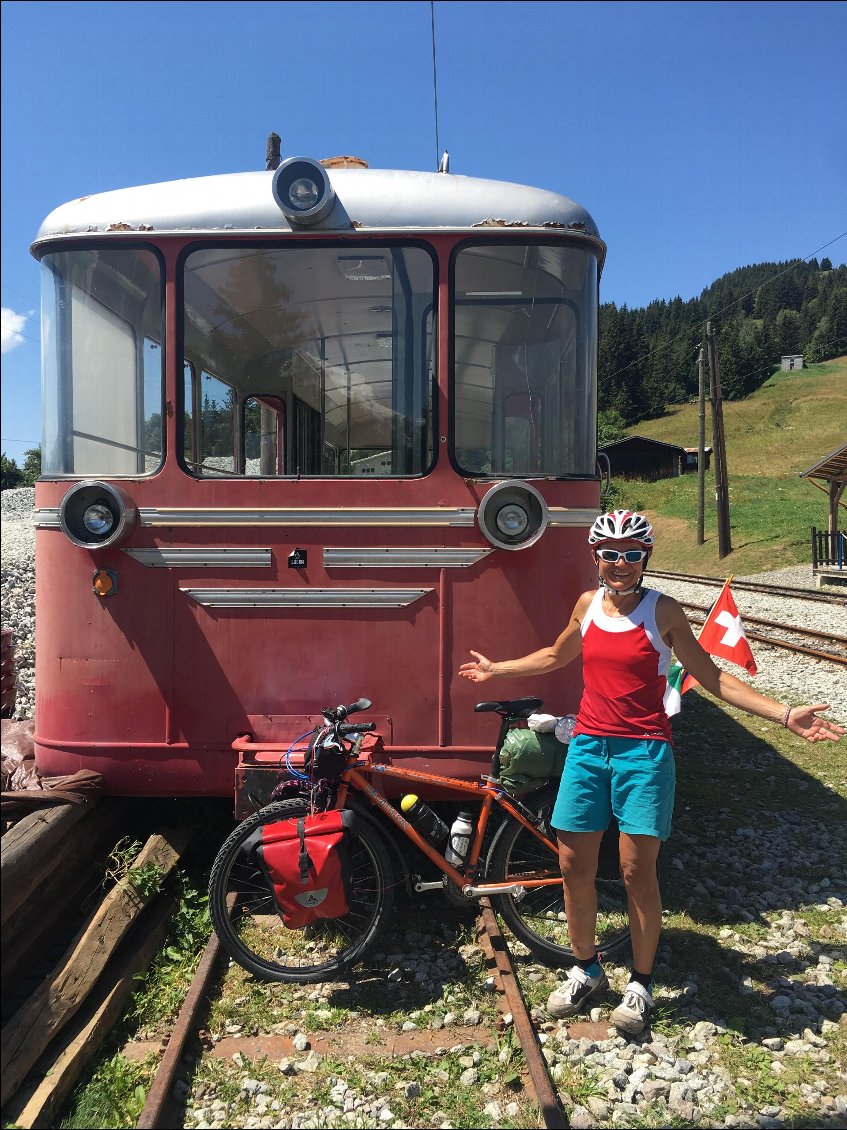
[32,165,604,259]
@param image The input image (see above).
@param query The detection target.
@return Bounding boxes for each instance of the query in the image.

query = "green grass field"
[614,356,846,576]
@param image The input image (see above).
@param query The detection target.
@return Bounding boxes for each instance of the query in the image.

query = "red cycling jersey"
[574,588,673,742]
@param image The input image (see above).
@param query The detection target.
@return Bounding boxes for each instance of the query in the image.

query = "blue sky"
[2,0,845,464]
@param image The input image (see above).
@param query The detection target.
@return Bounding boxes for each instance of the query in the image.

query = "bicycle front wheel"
[488,786,639,965]
[209,799,394,983]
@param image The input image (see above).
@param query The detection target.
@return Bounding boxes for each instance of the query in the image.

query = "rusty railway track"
[135,901,569,1130]
[681,602,847,666]
[649,569,845,604]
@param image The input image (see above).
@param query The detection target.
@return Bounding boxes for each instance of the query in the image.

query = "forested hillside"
[598,257,847,425]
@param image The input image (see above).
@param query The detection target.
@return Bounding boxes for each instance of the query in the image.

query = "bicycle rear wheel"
[209,798,394,983]
[489,786,662,965]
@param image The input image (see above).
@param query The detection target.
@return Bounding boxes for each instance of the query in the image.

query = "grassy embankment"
[615,355,846,576]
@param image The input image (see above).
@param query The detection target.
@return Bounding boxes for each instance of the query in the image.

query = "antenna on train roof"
[266,132,281,171]
[430,1,442,171]
[438,150,450,174]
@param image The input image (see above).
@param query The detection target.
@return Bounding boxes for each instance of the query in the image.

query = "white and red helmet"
[588,509,655,548]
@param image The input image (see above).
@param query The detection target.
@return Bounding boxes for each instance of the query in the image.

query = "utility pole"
[706,321,732,558]
[697,345,706,546]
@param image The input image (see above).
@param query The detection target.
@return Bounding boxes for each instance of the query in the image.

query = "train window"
[183,360,197,466]
[452,242,598,478]
[244,396,284,475]
[181,243,435,477]
[197,370,236,475]
[40,248,163,475]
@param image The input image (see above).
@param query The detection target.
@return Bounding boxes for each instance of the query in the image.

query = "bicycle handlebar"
[337,722,376,735]
[322,698,373,722]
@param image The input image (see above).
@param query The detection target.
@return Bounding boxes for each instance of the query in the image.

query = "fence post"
[811,527,818,571]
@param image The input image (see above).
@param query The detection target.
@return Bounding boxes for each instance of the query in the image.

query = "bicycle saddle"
[474,697,543,718]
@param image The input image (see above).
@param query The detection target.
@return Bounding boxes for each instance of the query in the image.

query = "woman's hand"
[787,704,845,742]
[459,650,495,683]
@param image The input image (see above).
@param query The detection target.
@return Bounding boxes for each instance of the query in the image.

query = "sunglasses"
[595,548,649,563]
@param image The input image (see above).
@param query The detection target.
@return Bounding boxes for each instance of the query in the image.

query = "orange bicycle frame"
[335,756,563,895]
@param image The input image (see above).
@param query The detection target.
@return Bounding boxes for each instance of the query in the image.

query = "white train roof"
[33,165,603,256]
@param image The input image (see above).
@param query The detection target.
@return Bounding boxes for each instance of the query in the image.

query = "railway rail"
[649,569,845,605]
[135,902,569,1130]
[680,601,847,666]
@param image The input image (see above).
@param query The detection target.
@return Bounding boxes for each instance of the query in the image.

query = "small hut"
[800,443,846,581]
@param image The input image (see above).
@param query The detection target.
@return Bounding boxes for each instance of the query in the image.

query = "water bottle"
[555,714,577,744]
[445,811,475,867]
[400,794,449,846]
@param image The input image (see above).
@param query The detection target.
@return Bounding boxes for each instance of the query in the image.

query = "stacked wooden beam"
[0,803,192,1128]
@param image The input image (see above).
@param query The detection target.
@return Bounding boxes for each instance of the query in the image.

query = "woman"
[459,509,843,1035]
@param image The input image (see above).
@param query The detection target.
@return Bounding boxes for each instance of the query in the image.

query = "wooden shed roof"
[799,443,847,484]
[598,435,687,454]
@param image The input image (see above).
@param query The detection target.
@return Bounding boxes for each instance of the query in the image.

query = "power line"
[717,336,847,478]
[1,284,40,308]
[0,325,39,347]
[701,232,846,329]
[600,231,846,390]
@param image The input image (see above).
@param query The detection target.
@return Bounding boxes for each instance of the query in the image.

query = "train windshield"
[182,243,435,477]
[453,242,597,477]
[41,248,164,476]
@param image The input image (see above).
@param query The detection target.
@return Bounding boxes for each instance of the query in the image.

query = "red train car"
[31,155,605,814]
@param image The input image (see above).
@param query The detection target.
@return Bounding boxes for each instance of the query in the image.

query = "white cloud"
[1,307,34,354]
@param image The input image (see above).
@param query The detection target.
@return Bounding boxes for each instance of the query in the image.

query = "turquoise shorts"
[551,733,675,841]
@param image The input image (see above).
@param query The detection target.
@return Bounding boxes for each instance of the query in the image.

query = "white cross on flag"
[696,581,758,675]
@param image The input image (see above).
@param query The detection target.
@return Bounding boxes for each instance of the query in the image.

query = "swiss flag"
[696,581,758,675]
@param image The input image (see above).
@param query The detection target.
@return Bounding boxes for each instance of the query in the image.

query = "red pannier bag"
[255,810,354,929]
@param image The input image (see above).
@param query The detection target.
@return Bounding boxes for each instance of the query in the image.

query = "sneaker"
[610,981,654,1035]
[547,964,609,1018]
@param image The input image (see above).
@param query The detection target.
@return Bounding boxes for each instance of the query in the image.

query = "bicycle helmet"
[588,509,655,548]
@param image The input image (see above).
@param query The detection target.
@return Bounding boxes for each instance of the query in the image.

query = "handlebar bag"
[304,731,349,779]
[256,810,355,929]
[495,728,568,796]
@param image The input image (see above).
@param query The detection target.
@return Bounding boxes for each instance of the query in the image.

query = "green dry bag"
[495,728,568,796]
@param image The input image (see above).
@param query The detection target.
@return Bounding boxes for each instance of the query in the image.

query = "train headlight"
[272,157,336,226]
[82,503,115,537]
[477,480,548,551]
[59,481,137,549]
[495,504,530,538]
[288,177,321,210]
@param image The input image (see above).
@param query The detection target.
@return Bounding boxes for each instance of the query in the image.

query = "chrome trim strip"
[323,547,493,568]
[39,505,596,531]
[182,587,432,608]
[140,507,476,527]
[547,508,600,526]
[38,506,597,530]
[124,548,272,568]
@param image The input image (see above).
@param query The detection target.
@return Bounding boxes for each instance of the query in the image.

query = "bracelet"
[781,705,791,728]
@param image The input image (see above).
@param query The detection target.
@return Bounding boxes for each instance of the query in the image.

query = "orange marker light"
[92,569,117,598]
